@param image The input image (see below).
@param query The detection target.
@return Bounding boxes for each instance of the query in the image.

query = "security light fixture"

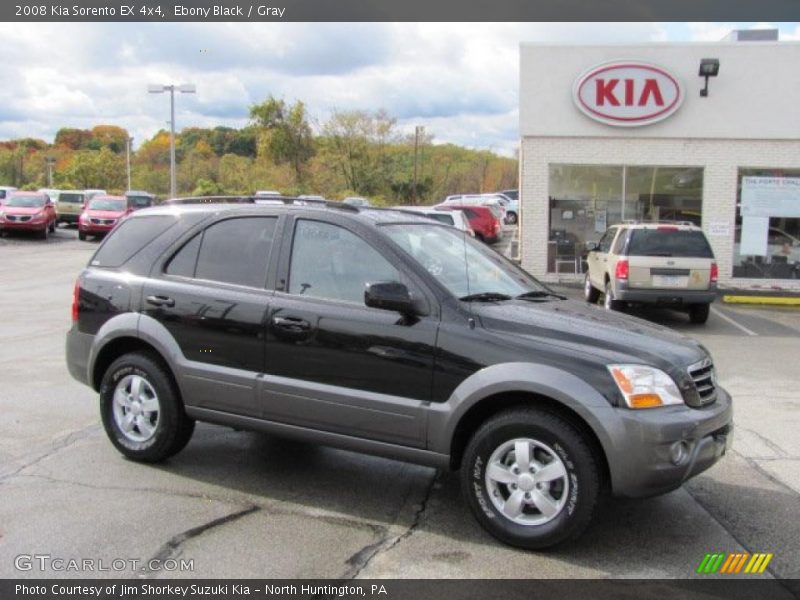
[698,59,720,97]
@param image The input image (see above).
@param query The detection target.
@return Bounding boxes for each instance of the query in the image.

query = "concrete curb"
[722,295,800,306]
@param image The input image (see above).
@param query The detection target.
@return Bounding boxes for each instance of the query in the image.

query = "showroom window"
[733,168,800,280]
[548,165,703,273]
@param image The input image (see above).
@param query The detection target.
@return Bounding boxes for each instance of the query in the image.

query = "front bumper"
[0,219,47,231]
[607,386,733,498]
[615,281,717,305]
[79,222,115,234]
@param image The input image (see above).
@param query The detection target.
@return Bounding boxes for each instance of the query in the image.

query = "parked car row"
[0,187,156,241]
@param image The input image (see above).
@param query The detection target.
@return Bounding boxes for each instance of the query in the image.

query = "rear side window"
[611,228,628,254]
[628,229,714,258]
[427,213,455,225]
[462,208,478,219]
[91,216,176,268]
[168,217,277,288]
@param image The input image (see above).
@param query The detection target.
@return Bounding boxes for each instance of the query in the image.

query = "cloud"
[0,21,792,155]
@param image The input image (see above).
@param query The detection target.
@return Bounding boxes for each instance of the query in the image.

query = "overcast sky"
[1,22,798,155]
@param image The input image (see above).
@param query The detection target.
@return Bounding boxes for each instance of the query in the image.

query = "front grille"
[6,215,31,222]
[90,218,116,226]
[688,358,717,407]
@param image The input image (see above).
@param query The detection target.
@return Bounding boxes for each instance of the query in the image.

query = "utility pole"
[126,137,133,191]
[412,125,423,205]
[45,156,56,187]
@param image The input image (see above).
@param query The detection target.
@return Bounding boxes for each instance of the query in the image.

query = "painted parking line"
[710,306,758,337]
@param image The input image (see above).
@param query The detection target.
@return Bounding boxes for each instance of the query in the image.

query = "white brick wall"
[520,136,800,290]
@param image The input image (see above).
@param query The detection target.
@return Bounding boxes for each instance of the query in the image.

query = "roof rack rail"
[163,195,361,212]
[621,219,697,227]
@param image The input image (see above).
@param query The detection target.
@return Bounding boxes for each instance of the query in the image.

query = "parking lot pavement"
[0,229,798,588]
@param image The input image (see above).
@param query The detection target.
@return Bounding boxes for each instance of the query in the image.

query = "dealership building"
[519,33,800,289]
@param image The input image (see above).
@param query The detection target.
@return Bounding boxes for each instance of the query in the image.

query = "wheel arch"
[430,364,614,486]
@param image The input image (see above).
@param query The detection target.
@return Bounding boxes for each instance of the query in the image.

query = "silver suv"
[584,222,718,324]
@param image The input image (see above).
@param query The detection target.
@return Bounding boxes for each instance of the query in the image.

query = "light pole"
[126,136,133,191]
[45,156,56,187]
[148,83,196,198]
[412,125,424,205]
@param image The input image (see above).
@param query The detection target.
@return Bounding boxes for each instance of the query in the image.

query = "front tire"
[584,275,600,304]
[689,303,710,324]
[78,231,86,241]
[506,212,518,225]
[100,352,195,463]
[461,408,600,550]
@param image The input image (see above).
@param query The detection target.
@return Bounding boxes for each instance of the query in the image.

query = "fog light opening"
[670,441,690,465]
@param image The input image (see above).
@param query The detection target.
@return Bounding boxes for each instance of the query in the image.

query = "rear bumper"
[608,387,733,498]
[615,282,716,305]
[65,326,93,387]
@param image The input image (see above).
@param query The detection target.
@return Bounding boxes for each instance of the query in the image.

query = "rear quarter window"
[90,216,176,268]
[628,229,714,259]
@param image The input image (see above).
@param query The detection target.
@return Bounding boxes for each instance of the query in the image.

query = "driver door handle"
[146,295,175,307]
[272,316,311,332]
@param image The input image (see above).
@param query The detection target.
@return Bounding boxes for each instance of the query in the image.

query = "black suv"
[66,198,732,549]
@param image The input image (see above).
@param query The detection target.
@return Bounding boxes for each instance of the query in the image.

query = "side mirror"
[365,281,416,315]
[585,241,600,252]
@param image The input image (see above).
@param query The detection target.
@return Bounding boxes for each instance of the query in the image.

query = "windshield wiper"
[459,292,513,302]
[516,290,567,301]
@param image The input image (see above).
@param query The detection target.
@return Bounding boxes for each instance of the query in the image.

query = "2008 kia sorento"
[66,198,732,549]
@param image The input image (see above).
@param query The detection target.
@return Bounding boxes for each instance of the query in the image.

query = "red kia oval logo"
[573,61,683,127]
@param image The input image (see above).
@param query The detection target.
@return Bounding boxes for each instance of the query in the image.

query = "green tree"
[250,96,315,182]
[63,148,125,189]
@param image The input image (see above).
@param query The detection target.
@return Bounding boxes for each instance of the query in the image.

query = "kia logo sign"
[573,61,683,127]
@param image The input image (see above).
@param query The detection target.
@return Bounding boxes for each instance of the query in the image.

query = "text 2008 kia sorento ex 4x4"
[66,199,732,549]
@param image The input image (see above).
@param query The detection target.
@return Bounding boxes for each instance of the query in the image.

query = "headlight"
[607,364,684,409]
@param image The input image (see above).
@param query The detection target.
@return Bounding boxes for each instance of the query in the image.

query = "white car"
[392,206,474,236]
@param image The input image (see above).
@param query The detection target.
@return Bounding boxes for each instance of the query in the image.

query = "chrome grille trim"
[688,357,717,407]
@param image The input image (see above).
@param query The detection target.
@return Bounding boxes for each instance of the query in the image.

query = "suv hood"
[474,299,707,370]
[3,206,44,216]
[84,209,125,219]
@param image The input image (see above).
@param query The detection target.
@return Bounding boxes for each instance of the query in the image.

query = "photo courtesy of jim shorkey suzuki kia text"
[14,584,387,596]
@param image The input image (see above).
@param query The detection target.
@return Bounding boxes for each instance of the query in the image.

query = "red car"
[78,195,129,240]
[0,191,57,239]
[437,204,503,244]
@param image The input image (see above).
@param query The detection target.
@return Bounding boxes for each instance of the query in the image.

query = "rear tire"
[461,408,600,550]
[689,303,710,324]
[584,275,600,304]
[604,281,623,311]
[99,352,195,463]
[506,212,518,225]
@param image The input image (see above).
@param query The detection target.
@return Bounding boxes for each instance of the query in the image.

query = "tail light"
[615,259,629,280]
[71,279,80,323]
[710,262,719,283]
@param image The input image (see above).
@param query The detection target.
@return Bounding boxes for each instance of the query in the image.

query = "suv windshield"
[383,223,546,299]
[89,198,126,211]
[628,229,714,258]
[6,195,45,207]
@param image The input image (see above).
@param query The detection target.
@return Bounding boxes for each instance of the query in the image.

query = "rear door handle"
[146,295,175,307]
[272,316,311,332]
